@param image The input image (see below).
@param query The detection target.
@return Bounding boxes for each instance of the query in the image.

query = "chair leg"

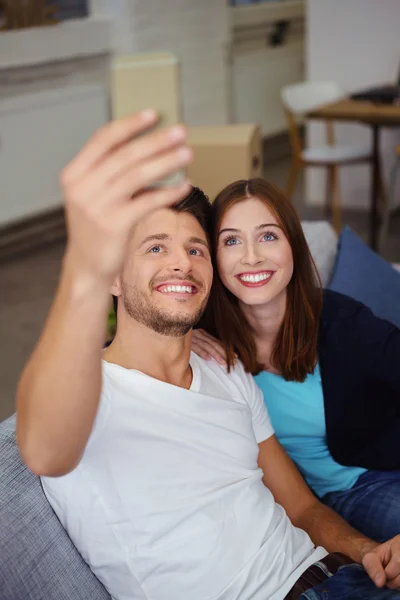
[327,165,342,234]
[377,157,387,212]
[286,161,301,200]
[379,156,400,251]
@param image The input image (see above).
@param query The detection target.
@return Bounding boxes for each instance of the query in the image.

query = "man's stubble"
[121,279,208,337]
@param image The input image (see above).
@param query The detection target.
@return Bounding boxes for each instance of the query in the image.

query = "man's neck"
[103,315,193,389]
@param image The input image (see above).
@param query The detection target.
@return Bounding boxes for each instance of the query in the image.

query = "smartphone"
[111,52,184,186]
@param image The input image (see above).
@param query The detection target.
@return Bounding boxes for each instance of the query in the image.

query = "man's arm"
[17,261,111,477]
[258,435,400,589]
[16,110,192,477]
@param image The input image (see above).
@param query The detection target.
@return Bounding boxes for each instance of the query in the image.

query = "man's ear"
[110,275,122,298]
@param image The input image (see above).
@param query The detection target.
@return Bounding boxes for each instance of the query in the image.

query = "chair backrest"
[281,81,345,160]
[0,415,111,600]
[281,81,344,115]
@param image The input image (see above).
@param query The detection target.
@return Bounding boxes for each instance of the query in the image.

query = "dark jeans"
[285,554,400,600]
[323,470,400,543]
[300,563,400,599]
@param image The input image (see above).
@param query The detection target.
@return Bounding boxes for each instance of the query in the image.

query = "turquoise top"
[254,364,367,498]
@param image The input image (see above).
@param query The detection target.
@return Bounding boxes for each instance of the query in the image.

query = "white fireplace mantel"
[0,16,112,70]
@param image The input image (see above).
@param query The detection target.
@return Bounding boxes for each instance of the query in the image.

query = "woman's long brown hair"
[201,178,323,382]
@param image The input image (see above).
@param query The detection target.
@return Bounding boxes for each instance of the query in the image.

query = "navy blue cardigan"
[318,289,400,470]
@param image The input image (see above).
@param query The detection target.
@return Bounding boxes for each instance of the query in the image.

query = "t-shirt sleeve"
[85,371,111,450]
[242,369,274,443]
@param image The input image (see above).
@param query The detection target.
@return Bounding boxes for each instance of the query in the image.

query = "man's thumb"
[363,552,387,588]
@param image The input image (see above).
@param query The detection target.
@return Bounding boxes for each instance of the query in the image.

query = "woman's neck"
[239,290,287,363]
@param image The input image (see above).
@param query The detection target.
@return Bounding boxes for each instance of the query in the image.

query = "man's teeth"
[160,285,195,293]
[239,273,272,283]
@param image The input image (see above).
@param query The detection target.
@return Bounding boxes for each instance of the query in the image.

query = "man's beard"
[121,280,208,338]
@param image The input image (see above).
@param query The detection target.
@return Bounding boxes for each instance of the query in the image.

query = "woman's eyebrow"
[255,223,283,230]
[218,228,240,237]
[218,223,282,237]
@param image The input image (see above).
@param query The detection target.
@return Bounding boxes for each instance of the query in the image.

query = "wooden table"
[307,99,400,250]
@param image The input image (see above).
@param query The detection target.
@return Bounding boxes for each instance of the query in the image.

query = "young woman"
[193,178,400,543]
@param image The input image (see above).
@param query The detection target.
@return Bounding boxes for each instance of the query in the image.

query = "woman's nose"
[241,244,263,266]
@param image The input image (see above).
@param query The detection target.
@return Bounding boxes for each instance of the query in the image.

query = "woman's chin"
[226,279,288,309]
[234,287,277,307]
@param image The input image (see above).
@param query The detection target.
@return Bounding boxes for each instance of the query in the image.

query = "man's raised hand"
[62,110,192,285]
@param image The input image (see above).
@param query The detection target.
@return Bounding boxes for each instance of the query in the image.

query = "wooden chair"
[281,81,376,233]
[379,144,400,251]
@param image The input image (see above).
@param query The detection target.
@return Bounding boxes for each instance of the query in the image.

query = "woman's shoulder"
[321,288,366,317]
[320,289,399,338]
[319,290,400,396]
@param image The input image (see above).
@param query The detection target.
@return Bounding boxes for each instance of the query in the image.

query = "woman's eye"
[225,237,239,246]
[261,232,277,242]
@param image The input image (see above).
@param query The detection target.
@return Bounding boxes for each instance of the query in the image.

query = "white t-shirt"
[42,354,326,600]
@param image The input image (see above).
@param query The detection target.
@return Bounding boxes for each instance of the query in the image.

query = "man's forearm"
[17,251,111,477]
[295,499,378,564]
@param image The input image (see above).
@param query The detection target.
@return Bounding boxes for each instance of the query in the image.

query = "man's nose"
[170,248,192,273]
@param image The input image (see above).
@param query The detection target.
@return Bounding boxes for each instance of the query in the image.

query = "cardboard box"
[187,124,262,202]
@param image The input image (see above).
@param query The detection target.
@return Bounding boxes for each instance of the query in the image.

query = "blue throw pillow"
[329,226,400,328]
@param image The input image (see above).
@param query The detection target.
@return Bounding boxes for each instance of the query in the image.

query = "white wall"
[0,86,108,225]
[93,0,230,126]
[232,37,305,137]
[306,0,400,208]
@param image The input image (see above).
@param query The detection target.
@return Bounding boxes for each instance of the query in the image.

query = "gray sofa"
[0,221,396,599]
[0,414,111,600]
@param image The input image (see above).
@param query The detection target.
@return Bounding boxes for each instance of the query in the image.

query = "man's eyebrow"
[139,233,171,247]
[188,236,209,249]
[138,233,209,249]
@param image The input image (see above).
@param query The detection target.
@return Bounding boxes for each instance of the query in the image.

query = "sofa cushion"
[0,415,111,600]
[329,226,400,328]
[301,221,338,287]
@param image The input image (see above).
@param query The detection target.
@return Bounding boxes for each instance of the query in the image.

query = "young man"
[16,112,400,600]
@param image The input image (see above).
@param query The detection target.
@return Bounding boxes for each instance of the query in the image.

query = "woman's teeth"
[160,285,195,293]
[239,273,272,283]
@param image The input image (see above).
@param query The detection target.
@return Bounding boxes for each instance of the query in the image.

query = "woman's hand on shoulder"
[191,329,228,366]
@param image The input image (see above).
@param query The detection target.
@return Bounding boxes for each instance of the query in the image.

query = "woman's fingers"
[195,330,228,363]
[191,341,212,361]
[192,331,227,365]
